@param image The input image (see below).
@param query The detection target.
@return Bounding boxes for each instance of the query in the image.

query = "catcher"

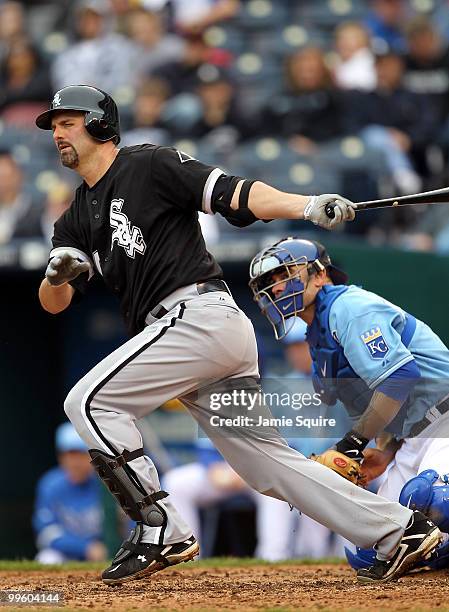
[249,237,449,579]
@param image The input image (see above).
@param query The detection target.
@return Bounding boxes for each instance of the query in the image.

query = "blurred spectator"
[124,8,185,76]
[51,0,137,95]
[260,47,350,154]
[365,0,407,53]
[186,65,247,143]
[0,151,39,244]
[333,22,377,91]
[13,180,73,244]
[0,36,51,126]
[404,17,449,124]
[0,2,27,63]
[121,78,171,147]
[144,0,240,35]
[33,422,106,564]
[349,52,437,195]
[153,34,212,95]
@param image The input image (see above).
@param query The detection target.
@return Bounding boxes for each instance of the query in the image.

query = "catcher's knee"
[399,469,449,533]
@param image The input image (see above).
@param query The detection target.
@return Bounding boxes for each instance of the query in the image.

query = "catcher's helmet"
[36,85,120,144]
[249,237,348,339]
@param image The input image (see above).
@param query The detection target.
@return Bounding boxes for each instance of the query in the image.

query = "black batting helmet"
[36,85,120,144]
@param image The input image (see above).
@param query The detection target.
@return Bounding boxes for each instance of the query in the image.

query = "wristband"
[335,430,369,463]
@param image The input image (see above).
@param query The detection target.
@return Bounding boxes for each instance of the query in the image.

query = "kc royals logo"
[361,327,389,360]
[110,198,146,258]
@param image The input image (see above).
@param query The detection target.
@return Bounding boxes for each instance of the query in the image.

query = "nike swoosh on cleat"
[108,563,123,573]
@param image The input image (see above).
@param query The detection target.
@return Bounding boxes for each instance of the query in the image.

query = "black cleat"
[102,524,199,585]
[357,511,442,584]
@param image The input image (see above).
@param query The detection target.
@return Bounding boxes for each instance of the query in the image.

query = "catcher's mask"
[36,85,121,144]
[248,237,348,339]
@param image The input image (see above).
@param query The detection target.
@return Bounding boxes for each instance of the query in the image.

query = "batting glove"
[46,251,91,286]
[304,194,356,230]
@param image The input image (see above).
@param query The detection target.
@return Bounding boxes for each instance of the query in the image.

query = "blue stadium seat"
[163,94,203,136]
[317,137,388,176]
[293,0,369,30]
[230,53,282,112]
[234,0,289,30]
[316,137,388,206]
[229,138,342,195]
[0,123,57,159]
[204,25,246,55]
[250,26,328,60]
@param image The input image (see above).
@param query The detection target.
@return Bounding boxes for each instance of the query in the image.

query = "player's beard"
[59,144,79,169]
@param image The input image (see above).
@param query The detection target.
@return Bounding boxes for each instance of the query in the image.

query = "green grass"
[0,557,345,572]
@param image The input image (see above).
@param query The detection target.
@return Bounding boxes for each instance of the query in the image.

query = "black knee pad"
[89,448,167,527]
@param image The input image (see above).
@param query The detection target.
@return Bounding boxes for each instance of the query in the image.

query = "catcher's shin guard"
[89,448,167,526]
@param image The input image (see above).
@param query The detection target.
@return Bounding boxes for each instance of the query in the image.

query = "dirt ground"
[1,564,449,612]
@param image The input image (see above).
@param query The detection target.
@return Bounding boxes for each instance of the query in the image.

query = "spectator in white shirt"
[51,0,137,95]
[333,21,377,91]
[124,7,185,77]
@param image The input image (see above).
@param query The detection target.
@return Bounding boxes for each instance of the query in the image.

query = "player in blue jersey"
[249,237,449,580]
[33,422,106,563]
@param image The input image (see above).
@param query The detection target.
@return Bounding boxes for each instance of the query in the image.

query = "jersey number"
[110,198,146,259]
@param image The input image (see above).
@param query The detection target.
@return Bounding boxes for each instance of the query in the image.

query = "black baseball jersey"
[51,145,227,336]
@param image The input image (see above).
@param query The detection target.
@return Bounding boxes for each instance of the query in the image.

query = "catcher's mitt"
[310,449,361,484]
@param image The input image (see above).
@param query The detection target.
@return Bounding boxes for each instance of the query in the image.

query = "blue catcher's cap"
[281,317,308,345]
[55,422,88,453]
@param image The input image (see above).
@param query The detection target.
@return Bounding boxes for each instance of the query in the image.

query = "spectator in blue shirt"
[33,422,106,564]
[365,0,407,53]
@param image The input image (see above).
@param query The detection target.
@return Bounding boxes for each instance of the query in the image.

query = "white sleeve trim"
[202,167,224,214]
[369,355,415,390]
[49,247,94,280]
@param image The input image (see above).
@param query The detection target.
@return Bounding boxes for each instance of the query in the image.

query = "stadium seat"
[230,53,282,113]
[229,138,342,195]
[234,0,289,30]
[316,137,388,206]
[411,0,441,15]
[317,137,388,175]
[39,31,69,61]
[163,94,203,136]
[252,26,328,60]
[293,0,369,30]
[204,25,246,55]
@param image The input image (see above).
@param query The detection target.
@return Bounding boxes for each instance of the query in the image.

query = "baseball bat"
[324,186,449,218]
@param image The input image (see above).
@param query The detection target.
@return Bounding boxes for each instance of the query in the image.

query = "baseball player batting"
[249,237,449,580]
[37,85,440,585]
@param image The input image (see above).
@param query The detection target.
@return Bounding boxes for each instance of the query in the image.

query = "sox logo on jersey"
[110,198,146,258]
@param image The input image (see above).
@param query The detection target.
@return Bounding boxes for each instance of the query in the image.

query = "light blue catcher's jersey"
[328,285,449,436]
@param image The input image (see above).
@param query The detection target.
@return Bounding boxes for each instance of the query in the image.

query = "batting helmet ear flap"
[85,114,120,144]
